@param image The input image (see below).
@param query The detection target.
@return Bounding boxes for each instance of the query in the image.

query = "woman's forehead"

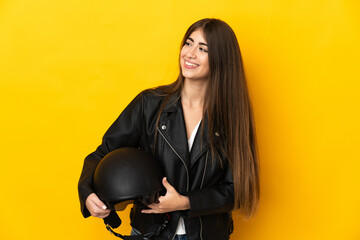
[188,29,207,43]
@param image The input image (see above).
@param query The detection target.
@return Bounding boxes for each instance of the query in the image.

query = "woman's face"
[180,29,210,82]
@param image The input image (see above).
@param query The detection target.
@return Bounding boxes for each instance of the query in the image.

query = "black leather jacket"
[78,89,234,240]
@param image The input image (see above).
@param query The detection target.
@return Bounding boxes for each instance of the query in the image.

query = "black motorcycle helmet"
[93,147,168,239]
[94,147,163,210]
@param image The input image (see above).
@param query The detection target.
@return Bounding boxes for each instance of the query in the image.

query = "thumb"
[162,177,174,192]
[91,193,108,210]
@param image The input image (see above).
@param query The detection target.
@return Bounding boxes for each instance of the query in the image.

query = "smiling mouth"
[184,60,199,68]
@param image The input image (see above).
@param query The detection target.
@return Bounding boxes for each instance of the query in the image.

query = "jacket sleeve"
[185,161,234,218]
[77,92,144,218]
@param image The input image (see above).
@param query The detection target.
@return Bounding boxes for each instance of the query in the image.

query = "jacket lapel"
[189,116,210,168]
[158,93,212,169]
[158,94,190,168]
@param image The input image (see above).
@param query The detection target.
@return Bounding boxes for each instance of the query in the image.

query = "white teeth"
[185,61,197,67]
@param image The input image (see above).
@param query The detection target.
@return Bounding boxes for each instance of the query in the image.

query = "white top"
[175,119,202,235]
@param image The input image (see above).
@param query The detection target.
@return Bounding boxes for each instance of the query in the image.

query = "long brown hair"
[155,18,259,218]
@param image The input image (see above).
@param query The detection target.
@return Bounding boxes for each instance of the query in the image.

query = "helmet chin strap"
[105,224,143,239]
[104,213,170,240]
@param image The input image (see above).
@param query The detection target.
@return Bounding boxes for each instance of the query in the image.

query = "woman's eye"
[184,42,191,46]
[200,47,208,53]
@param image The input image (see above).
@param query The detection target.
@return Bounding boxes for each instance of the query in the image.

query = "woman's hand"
[85,193,111,218]
[142,177,190,214]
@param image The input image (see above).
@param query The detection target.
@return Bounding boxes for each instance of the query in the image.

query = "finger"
[98,211,111,219]
[162,177,174,192]
[91,194,108,210]
[141,209,163,214]
[91,204,111,216]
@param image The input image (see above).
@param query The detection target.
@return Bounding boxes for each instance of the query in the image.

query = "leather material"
[93,148,163,203]
[78,89,234,240]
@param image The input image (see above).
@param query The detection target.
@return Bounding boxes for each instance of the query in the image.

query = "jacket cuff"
[185,189,206,218]
[78,184,93,218]
[184,187,234,218]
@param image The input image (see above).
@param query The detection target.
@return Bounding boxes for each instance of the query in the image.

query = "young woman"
[78,18,260,240]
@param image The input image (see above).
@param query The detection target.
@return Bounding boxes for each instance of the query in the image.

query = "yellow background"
[1,0,359,239]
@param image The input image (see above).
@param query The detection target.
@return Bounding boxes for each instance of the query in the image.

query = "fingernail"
[102,205,107,210]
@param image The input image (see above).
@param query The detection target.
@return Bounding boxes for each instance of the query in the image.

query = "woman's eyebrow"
[187,37,208,46]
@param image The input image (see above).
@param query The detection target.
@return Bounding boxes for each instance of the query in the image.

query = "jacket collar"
[162,92,181,112]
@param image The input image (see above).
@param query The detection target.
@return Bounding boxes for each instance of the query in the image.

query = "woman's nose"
[186,46,197,58]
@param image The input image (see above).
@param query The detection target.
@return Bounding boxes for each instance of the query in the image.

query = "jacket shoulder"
[140,88,166,98]
[137,88,169,106]
[136,87,179,113]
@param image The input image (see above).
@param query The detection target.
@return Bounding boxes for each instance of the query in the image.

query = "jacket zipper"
[198,151,208,240]
[157,127,189,240]
[200,151,208,188]
[199,217,204,240]
[157,127,189,191]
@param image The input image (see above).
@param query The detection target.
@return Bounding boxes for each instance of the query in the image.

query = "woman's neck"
[181,79,208,108]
